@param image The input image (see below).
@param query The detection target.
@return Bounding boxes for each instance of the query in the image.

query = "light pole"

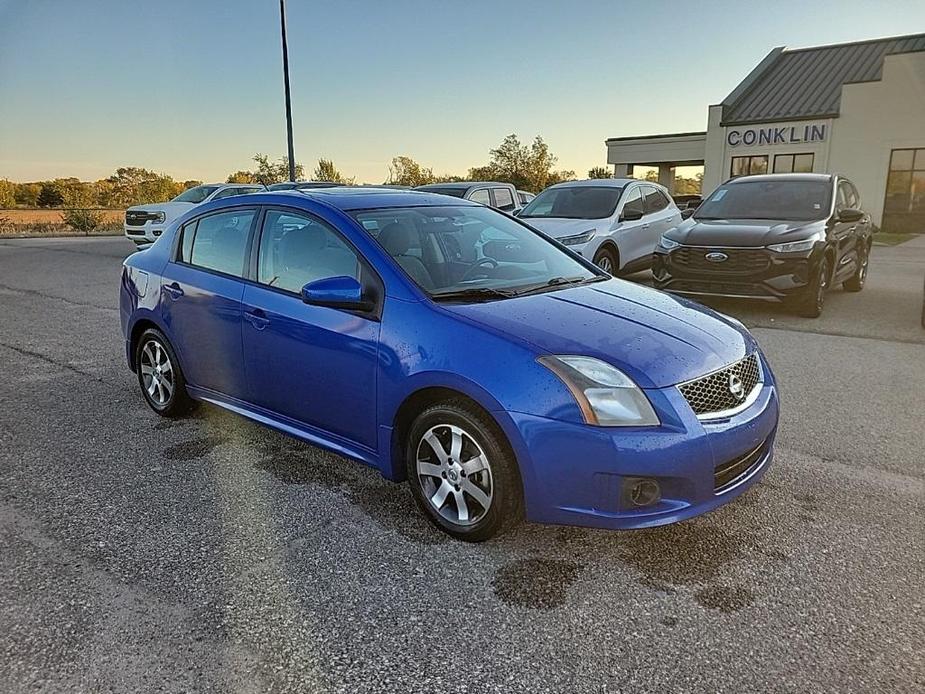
[279,0,296,182]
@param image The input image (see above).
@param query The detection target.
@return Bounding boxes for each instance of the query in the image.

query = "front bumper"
[652,245,820,301]
[124,224,165,244]
[501,352,779,530]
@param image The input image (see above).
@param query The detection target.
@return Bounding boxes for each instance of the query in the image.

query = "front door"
[159,207,258,399]
[242,208,381,450]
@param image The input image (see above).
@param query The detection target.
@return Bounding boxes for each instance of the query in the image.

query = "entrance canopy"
[605,131,706,192]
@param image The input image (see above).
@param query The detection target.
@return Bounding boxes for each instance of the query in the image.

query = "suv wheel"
[406,401,522,542]
[797,255,831,318]
[843,243,870,292]
[593,246,618,275]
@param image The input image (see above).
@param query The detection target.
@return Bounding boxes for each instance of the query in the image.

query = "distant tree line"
[0,134,701,210]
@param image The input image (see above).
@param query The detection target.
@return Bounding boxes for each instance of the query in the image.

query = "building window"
[773,153,815,174]
[883,148,925,233]
[730,155,768,178]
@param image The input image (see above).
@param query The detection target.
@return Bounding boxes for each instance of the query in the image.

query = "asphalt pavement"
[0,235,922,693]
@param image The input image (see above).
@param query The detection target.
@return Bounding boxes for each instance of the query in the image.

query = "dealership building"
[606,33,925,231]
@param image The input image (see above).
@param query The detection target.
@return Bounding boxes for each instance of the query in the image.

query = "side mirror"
[681,208,695,220]
[301,276,372,311]
[837,208,864,223]
[620,208,644,222]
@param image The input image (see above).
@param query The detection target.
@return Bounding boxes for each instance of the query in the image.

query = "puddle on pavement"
[492,558,582,609]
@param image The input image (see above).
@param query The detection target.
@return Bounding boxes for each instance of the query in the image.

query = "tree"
[387,156,436,187]
[103,167,180,207]
[468,134,575,193]
[14,182,41,207]
[314,158,353,184]
[0,179,15,208]
[227,171,256,184]
[249,153,304,185]
[37,183,64,208]
[588,166,611,179]
[61,208,104,233]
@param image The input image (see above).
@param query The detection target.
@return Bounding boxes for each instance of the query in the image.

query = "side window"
[179,220,197,263]
[846,181,860,209]
[621,187,644,218]
[492,187,516,211]
[835,182,850,211]
[185,209,256,277]
[643,186,669,214]
[468,189,491,205]
[257,210,361,294]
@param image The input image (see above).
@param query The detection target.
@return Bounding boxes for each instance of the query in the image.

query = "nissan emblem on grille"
[677,353,761,417]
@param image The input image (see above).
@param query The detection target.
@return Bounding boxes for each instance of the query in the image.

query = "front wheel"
[843,243,870,292]
[795,255,831,318]
[406,401,522,542]
[592,246,618,275]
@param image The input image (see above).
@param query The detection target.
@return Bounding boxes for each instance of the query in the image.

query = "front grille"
[668,279,772,297]
[125,211,152,227]
[125,228,146,236]
[678,353,761,417]
[670,247,769,274]
[715,439,767,491]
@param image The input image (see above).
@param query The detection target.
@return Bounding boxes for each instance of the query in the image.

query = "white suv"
[518,179,681,274]
[124,183,265,245]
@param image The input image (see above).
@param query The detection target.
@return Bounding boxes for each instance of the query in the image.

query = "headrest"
[379,221,415,256]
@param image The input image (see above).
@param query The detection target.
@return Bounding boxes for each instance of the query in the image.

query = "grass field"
[0,208,124,237]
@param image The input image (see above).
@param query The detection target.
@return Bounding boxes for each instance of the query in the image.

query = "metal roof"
[722,33,925,125]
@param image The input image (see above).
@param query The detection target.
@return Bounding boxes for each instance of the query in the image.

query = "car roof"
[546,178,637,189]
[727,173,834,184]
[276,187,481,211]
[415,181,511,190]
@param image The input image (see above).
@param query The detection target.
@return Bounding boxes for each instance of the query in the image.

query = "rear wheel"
[593,246,618,275]
[796,255,831,318]
[135,328,193,417]
[843,243,870,292]
[406,401,522,542]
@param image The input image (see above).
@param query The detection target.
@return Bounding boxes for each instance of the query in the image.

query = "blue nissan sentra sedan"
[120,188,779,541]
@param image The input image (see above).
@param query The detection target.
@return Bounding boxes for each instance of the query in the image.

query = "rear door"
[241,208,381,450]
[642,185,678,242]
[490,186,518,213]
[159,207,258,398]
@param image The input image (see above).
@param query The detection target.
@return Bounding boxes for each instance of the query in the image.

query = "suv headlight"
[152,211,166,224]
[767,232,822,253]
[559,230,595,246]
[658,235,680,250]
[538,355,660,427]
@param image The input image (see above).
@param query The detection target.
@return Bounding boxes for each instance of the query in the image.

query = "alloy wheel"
[597,255,612,273]
[139,339,174,407]
[816,259,829,312]
[416,424,493,526]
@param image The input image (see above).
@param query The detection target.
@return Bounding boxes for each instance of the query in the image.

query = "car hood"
[126,201,195,219]
[670,217,824,246]
[521,218,607,239]
[443,279,755,389]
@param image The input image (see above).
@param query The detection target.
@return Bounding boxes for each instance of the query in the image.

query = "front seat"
[378,221,435,290]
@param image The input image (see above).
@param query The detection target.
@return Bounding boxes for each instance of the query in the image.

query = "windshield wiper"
[431,287,520,302]
[509,275,606,297]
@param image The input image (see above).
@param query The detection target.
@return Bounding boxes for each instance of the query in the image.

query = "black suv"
[653,173,873,317]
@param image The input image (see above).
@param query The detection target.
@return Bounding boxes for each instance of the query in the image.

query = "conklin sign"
[727,123,827,147]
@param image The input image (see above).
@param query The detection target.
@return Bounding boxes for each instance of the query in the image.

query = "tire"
[405,400,523,542]
[796,255,831,318]
[134,328,193,417]
[843,242,870,292]
[592,246,618,275]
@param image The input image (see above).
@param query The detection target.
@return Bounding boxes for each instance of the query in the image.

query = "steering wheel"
[460,258,498,282]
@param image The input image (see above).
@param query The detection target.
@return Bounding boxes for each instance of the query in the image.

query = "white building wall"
[828,52,925,227]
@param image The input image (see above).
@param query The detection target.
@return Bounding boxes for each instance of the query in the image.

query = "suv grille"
[678,353,761,417]
[670,247,769,274]
[714,438,767,491]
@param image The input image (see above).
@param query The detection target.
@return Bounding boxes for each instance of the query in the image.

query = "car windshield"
[695,179,832,221]
[352,205,601,299]
[172,185,220,203]
[520,185,624,219]
[416,186,467,198]
[267,182,298,190]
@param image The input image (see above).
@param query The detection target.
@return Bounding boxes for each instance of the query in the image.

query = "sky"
[1,0,924,184]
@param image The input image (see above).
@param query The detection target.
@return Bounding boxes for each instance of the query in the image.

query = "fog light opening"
[628,478,661,507]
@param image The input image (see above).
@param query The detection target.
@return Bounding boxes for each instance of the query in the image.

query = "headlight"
[767,233,822,253]
[559,230,595,246]
[538,355,660,427]
[658,235,680,251]
[152,212,166,224]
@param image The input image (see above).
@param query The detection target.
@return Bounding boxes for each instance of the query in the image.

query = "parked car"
[414,182,521,213]
[123,183,265,245]
[266,181,344,191]
[673,194,702,211]
[517,190,535,206]
[653,173,873,317]
[120,188,778,541]
[518,179,682,275]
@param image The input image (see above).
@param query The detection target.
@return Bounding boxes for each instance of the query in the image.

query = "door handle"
[244,308,270,330]
[163,282,183,299]
[642,223,650,229]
